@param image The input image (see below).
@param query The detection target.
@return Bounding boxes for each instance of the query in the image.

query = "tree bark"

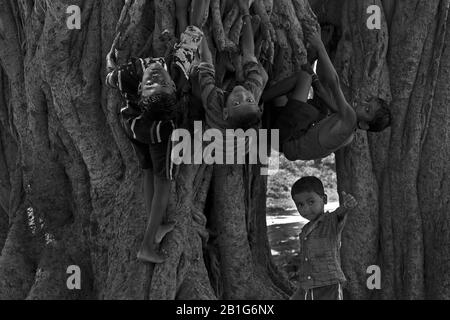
[317,0,450,299]
[0,0,319,300]
[1,0,448,300]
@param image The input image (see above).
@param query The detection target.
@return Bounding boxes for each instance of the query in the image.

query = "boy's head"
[355,98,392,132]
[291,176,327,221]
[140,62,176,98]
[224,85,262,129]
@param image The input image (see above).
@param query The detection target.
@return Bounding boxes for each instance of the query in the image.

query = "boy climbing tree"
[262,29,391,161]
[105,0,208,263]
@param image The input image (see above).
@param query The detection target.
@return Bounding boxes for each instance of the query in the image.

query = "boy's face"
[292,191,326,221]
[355,98,380,130]
[225,86,261,128]
[141,63,176,98]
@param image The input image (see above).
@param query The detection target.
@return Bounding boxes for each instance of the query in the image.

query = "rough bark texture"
[315,0,450,299]
[0,0,318,300]
[1,0,448,300]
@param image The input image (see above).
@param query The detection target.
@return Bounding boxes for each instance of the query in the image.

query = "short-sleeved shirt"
[106,57,175,144]
[297,208,348,290]
[197,56,268,130]
[106,57,177,178]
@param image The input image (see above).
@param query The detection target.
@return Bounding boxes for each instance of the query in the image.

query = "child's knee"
[290,71,312,102]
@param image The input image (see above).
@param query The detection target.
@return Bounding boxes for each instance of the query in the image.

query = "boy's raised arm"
[197,36,221,110]
[238,0,268,104]
[239,0,255,60]
[308,30,356,124]
[307,30,339,88]
[336,191,358,221]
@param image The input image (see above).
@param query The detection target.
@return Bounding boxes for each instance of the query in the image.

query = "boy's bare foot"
[155,222,176,244]
[137,246,166,264]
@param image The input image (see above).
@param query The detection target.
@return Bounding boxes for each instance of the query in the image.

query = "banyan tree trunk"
[0,0,318,300]
[314,0,450,299]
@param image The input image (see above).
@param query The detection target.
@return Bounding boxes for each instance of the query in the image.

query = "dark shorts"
[274,99,353,161]
[282,113,354,161]
[291,283,343,300]
[121,114,176,179]
[129,138,174,179]
[274,99,320,144]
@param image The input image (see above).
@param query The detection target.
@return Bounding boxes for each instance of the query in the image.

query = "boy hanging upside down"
[262,29,392,161]
[105,0,208,264]
[196,0,268,136]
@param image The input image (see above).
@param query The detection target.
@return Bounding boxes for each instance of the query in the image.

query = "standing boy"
[290,176,358,300]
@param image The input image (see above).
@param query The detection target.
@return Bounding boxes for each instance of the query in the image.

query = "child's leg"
[143,169,174,244]
[138,177,171,263]
[129,140,157,221]
[143,168,154,212]
[271,71,319,143]
[261,73,298,103]
[190,71,202,101]
[261,70,311,103]
[171,63,188,95]
[289,70,313,102]
[137,130,175,264]
[172,23,204,83]
[308,29,356,127]
[315,45,356,127]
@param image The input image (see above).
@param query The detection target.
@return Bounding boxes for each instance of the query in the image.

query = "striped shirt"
[106,57,174,144]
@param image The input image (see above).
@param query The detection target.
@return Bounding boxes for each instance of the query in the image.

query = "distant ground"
[266,153,338,285]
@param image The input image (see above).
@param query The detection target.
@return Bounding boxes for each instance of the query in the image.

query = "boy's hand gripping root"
[342,191,358,209]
